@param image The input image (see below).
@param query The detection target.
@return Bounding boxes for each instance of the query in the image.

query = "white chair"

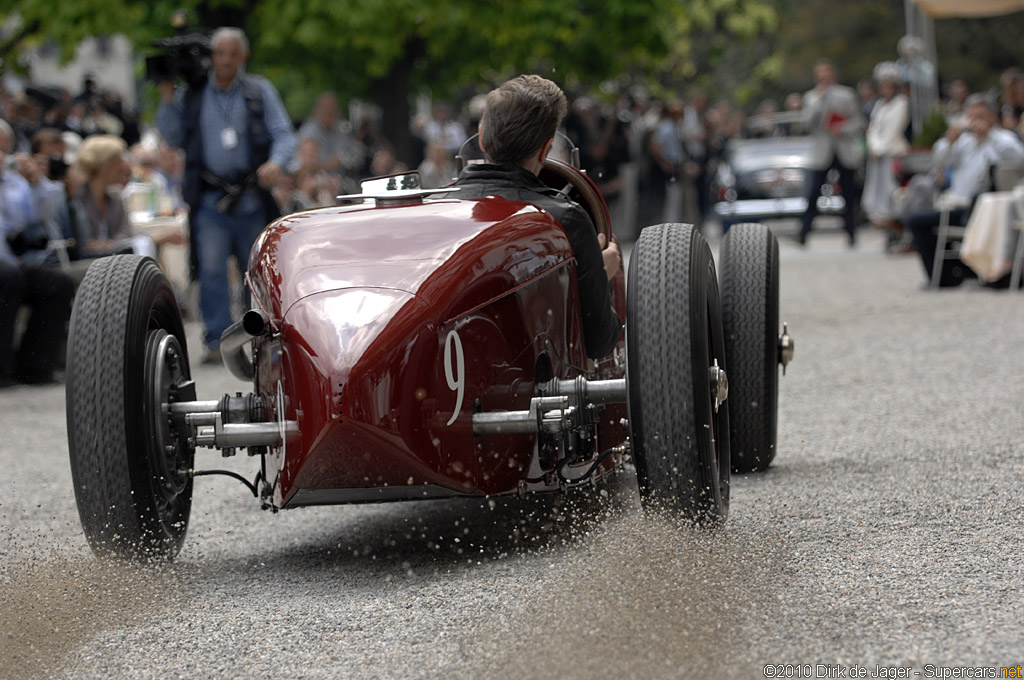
[930,192,971,289]
[994,162,1024,193]
[39,238,73,272]
[1010,186,1024,292]
[992,163,1024,291]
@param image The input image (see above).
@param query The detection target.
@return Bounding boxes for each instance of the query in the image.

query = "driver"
[447,75,623,359]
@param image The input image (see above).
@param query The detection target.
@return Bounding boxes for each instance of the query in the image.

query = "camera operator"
[23,128,68,231]
[156,26,295,364]
[0,118,75,387]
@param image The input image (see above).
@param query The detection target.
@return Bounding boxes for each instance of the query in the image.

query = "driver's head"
[479,75,567,166]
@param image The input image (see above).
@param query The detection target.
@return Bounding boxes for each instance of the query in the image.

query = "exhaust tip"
[242,309,270,337]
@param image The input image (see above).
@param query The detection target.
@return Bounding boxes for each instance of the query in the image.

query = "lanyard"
[211,85,241,127]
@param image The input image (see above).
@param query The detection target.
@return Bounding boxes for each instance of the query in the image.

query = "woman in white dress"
[862,62,910,239]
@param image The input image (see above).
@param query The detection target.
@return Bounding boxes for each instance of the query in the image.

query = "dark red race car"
[65,140,793,560]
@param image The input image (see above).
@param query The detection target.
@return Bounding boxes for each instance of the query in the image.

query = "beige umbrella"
[912,0,1024,18]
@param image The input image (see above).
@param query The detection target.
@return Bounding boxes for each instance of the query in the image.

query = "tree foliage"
[6,0,1024,124]
[2,0,778,99]
[766,0,1024,101]
[3,0,779,159]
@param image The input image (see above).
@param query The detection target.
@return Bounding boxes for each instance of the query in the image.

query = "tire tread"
[720,223,780,472]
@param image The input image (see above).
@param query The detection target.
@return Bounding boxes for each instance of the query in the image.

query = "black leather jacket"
[448,163,622,359]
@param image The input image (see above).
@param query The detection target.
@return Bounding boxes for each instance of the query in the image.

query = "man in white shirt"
[908,94,1024,286]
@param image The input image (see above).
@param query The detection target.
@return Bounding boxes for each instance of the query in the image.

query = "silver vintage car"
[712,112,845,228]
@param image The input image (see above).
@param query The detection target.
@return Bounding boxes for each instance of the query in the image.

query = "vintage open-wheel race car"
[65,138,794,560]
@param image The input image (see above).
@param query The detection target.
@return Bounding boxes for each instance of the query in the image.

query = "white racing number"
[444,329,465,426]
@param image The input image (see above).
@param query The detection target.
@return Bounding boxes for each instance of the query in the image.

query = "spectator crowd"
[4,28,1024,387]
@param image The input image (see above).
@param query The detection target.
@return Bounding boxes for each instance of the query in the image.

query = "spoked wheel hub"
[145,329,193,504]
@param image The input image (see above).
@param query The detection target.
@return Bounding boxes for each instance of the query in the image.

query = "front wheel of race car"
[66,255,195,560]
[719,222,781,473]
[626,223,730,522]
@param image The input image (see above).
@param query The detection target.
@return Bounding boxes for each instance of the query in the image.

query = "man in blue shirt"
[0,119,75,386]
[157,27,295,363]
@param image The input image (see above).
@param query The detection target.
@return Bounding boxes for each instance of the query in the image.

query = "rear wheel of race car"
[626,223,730,522]
[67,255,195,560]
[719,222,780,473]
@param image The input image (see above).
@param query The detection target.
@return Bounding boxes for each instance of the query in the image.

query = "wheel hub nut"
[709,359,728,412]
[778,322,795,375]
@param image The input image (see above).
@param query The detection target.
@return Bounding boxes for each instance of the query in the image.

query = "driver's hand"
[597,233,621,280]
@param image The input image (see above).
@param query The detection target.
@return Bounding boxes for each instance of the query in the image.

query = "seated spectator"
[12,152,65,265]
[297,92,362,194]
[8,94,38,153]
[287,137,340,205]
[423,103,467,154]
[999,70,1024,128]
[417,143,456,189]
[0,118,75,386]
[155,142,185,213]
[908,94,1024,286]
[69,134,155,259]
[369,146,407,178]
[40,88,71,131]
[28,127,73,228]
[30,128,66,168]
[353,117,384,179]
[272,171,320,214]
[27,127,83,263]
[125,143,174,217]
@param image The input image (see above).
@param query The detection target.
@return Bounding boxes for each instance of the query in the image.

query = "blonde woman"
[69,134,157,258]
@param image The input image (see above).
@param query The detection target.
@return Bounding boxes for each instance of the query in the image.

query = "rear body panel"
[248,198,626,509]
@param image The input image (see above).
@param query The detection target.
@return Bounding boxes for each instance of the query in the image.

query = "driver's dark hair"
[480,75,567,166]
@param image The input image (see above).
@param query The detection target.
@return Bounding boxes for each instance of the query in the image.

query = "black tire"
[719,222,780,473]
[67,255,194,560]
[626,223,730,521]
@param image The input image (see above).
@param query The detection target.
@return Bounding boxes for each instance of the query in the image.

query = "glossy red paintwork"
[248,192,627,509]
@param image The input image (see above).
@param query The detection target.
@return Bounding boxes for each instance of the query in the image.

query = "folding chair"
[994,162,1024,192]
[39,238,73,272]
[930,192,970,289]
[1011,187,1024,292]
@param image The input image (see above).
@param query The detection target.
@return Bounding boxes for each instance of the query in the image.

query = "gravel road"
[2,225,1023,679]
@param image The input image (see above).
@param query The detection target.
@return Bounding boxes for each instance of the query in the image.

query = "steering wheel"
[538,157,613,242]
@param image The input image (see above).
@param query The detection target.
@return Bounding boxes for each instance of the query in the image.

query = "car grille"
[751,168,805,198]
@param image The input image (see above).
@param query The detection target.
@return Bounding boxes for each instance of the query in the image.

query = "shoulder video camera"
[145,31,212,89]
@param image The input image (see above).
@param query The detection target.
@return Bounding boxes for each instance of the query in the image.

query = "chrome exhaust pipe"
[219,309,271,381]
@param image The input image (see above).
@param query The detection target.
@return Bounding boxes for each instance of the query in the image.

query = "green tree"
[3,0,779,163]
[249,0,778,160]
